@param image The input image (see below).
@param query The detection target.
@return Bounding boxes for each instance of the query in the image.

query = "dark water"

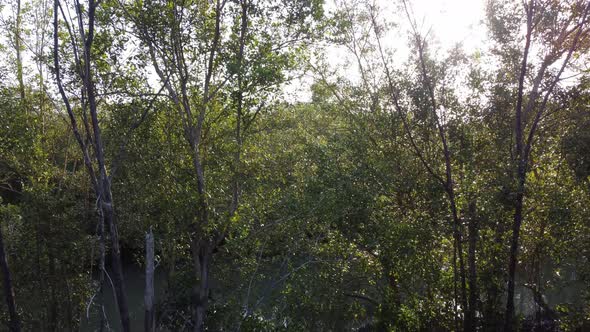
[80,264,166,332]
[80,262,585,331]
[514,263,586,317]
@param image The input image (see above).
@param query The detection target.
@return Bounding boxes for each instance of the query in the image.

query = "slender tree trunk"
[98,210,106,332]
[0,222,21,332]
[448,189,468,329]
[455,221,468,329]
[481,219,504,329]
[504,2,532,328]
[103,201,130,332]
[52,0,131,328]
[34,212,48,330]
[466,200,479,331]
[139,1,234,329]
[62,265,74,331]
[192,242,211,332]
[504,179,524,331]
[453,242,459,331]
[144,229,155,332]
[15,0,25,102]
[230,0,248,216]
[47,224,58,332]
[409,27,470,326]
[10,16,36,326]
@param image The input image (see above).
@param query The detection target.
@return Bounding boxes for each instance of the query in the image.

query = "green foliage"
[1,0,590,330]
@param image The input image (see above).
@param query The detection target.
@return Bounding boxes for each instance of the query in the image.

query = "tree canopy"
[1,0,590,331]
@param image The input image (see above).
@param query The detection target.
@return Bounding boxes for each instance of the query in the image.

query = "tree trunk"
[48,233,58,332]
[411,31,469,327]
[52,0,132,328]
[192,242,211,332]
[0,221,21,332]
[103,201,130,332]
[97,208,106,332]
[449,191,468,329]
[504,185,524,332]
[144,229,155,332]
[504,3,532,328]
[15,0,25,102]
[466,200,479,331]
[452,241,459,331]
[34,211,48,330]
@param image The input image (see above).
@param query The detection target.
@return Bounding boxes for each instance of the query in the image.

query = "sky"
[284,0,489,102]
[408,0,487,51]
[0,0,490,101]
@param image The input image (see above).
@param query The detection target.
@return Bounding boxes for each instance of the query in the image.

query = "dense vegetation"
[1,0,590,330]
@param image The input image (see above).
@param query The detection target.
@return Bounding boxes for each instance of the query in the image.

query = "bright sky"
[0,0,489,101]
[409,0,487,51]
[285,0,489,102]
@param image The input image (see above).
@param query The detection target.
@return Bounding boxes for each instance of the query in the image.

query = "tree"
[487,1,590,328]
[51,0,161,328]
[0,199,21,332]
[120,0,322,329]
[2,0,590,329]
